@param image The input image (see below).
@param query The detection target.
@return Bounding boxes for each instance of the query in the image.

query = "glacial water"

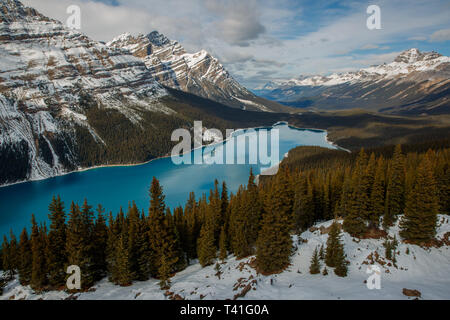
[0,124,339,237]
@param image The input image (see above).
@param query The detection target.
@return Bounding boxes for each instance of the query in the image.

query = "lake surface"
[0,124,338,237]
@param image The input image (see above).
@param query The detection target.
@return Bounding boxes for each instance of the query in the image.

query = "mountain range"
[0,0,284,186]
[0,0,449,187]
[106,31,286,112]
[255,48,450,115]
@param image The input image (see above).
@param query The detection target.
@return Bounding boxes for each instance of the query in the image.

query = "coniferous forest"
[1,140,449,292]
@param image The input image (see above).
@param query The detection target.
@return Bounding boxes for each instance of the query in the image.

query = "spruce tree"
[10,231,19,274]
[309,247,321,274]
[197,214,216,267]
[219,226,227,261]
[46,195,67,287]
[30,214,47,290]
[92,204,108,281]
[66,201,95,289]
[369,156,385,228]
[115,232,133,286]
[18,228,32,285]
[343,149,369,237]
[1,235,12,277]
[148,178,181,277]
[256,180,292,274]
[384,145,405,229]
[333,245,348,277]
[325,222,343,268]
[400,153,439,242]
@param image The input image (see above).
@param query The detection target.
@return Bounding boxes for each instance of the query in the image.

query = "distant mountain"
[107,32,288,112]
[255,49,450,115]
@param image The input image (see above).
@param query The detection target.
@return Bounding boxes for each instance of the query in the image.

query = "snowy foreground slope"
[2,215,450,300]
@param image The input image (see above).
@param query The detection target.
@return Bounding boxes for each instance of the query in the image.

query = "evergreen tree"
[148,178,181,277]
[92,204,108,281]
[114,232,133,286]
[197,213,216,267]
[309,247,321,274]
[1,235,12,277]
[369,156,385,228]
[343,149,369,237]
[18,228,32,285]
[66,201,95,289]
[30,214,47,290]
[400,153,439,242]
[46,195,67,287]
[384,145,405,229]
[218,226,227,261]
[325,222,344,268]
[256,180,292,274]
[127,201,141,279]
[333,245,348,277]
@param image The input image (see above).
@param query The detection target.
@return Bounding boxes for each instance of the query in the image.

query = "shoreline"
[0,122,344,188]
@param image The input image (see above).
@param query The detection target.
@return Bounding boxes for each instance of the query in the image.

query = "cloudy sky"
[22,0,450,89]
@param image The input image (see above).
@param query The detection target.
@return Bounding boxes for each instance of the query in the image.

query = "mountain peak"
[0,0,43,22]
[146,31,171,47]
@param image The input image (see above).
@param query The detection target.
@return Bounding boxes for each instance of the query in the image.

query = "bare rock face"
[107,31,275,112]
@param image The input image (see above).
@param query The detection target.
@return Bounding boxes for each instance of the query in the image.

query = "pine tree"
[1,235,12,277]
[92,204,108,281]
[400,153,439,242]
[197,213,216,267]
[384,145,405,229]
[127,201,140,280]
[114,232,133,286]
[319,244,325,260]
[325,222,344,268]
[333,245,348,277]
[46,195,67,287]
[30,214,47,290]
[309,247,321,274]
[18,228,32,285]
[369,156,385,228]
[66,201,95,289]
[256,180,292,274]
[136,211,151,281]
[184,192,199,261]
[148,178,181,277]
[324,221,347,277]
[148,177,167,276]
[219,226,227,261]
[343,149,369,237]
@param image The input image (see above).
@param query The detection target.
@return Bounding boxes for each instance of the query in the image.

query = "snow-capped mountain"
[256,49,450,114]
[107,32,284,112]
[0,0,176,185]
[0,0,279,187]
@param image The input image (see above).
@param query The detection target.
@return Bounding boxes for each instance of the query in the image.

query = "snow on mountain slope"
[2,215,449,300]
[261,49,450,88]
[256,49,450,115]
[107,32,280,112]
[0,0,177,185]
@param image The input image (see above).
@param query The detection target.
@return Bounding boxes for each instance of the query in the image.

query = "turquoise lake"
[0,124,338,237]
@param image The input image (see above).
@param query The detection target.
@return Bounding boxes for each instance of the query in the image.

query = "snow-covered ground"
[2,215,449,300]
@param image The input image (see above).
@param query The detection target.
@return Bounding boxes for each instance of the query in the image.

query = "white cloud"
[20,0,450,89]
[430,29,450,42]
